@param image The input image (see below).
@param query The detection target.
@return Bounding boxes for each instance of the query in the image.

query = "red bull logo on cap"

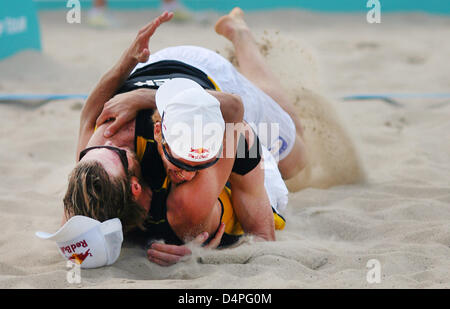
[60,239,92,265]
[69,249,93,265]
[188,147,210,160]
[190,147,209,154]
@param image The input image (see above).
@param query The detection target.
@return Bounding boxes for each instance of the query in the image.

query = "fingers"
[205,223,225,249]
[151,242,192,256]
[146,225,223,267]
[157,11,174,23]
[147,249,183,266]
[155,11,174,25]
[191,223,225,249]
[147,242,192,267]
[134,12,174,63]
[95,108,110,128]
[104,116,125,138]
[191,232,210,246]
[148,255,172,267]
[139,11,174,38]
[138,12,167,34]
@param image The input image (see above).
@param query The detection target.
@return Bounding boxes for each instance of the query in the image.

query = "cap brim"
[35,215,100,242]
[155,78,204,115]
[99,218,122,235]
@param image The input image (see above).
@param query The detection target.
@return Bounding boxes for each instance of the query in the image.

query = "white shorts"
[261,145,288,213]
[134,45,297,161]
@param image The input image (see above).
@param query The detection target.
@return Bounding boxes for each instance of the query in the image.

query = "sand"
[0,9,449,289]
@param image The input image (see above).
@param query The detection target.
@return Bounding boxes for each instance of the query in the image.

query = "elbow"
[223,93,244,123]
[246,222,276,242]
[231,94,244,122]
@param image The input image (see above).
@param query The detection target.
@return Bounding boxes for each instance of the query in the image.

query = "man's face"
[79,141,141,179]
[158,143,199,184]
[153,122,221,184]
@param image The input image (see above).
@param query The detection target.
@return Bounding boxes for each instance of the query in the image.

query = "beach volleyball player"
[63,8,307,265]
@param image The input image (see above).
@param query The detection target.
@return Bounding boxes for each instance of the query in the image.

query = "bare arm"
[208,91,244,124]
[228,170,275,241]
[95,89,244,138]
[75,11,173,157]
[166,130,239,242]
[164,120,276,243]
[229,124,275,240]
[76,58,137,156]
[228,160,275,240]
[166,125,276,243]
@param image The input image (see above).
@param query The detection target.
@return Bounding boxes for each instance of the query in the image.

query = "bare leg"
[215,8,307,180]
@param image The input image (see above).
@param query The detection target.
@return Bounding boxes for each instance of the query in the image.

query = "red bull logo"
[188,147,210,160]
[190,147,209,154]
[69,249,92,265]
[60,239,92,265]
[60,239,88,254]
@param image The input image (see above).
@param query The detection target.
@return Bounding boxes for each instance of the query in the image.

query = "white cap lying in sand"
[35,216,123,269]
[156,78,225,163]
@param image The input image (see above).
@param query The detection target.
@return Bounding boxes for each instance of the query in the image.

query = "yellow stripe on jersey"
[274,212,286,230]
[219,186,244,236]
[218,187,286,236]
[136,135,153,162]
[208,76,221,91]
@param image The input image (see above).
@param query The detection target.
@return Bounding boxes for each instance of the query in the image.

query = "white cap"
[156,78,225,163]
[35,216,123,269]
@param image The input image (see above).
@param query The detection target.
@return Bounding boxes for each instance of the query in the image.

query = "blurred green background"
[34,0,450,14]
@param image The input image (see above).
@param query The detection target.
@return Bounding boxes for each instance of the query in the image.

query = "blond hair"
[63,161,146,233]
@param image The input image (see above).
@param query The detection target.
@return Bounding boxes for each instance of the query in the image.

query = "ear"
[130,176,142,200]
[153,121,162,143]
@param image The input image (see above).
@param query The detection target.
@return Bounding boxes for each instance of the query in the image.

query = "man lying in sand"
[63,8,307,266]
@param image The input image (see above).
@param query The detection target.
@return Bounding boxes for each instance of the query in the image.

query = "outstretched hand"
[147,223,226,267]
[94,13,172,137]
[126,11,173,63]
